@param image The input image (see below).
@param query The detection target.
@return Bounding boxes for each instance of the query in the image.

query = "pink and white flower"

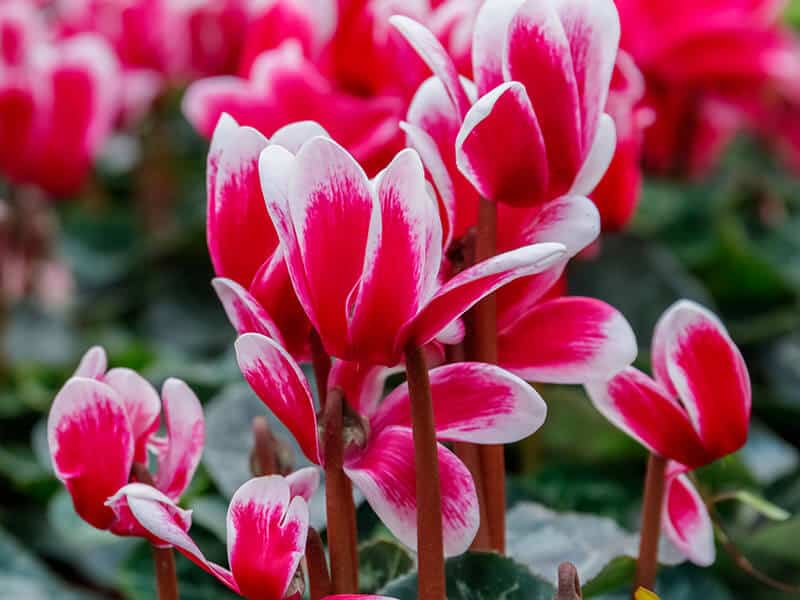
[47,346,204,536]
[235,332,548,556]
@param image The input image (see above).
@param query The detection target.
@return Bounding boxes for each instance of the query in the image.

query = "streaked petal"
[373,363,547,444]
[662,464,715,566]
[153,379,205,501]
[227,476,309,600]
[498,297,637,384]
[472,0,526,95]
[652,300,751,460]
[73,346,107,379]
[212,277,285,342]
[47,378,133,530]
[570,113,616,196]
[586,367,710,468]
[286,467,321,502]
[345,426,478,556]
[455,82,549,207]
[103,368,161,464]
[235,333,320,464]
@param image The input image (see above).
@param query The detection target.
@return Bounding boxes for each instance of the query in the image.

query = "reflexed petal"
[47,378,133,530]
[212,277,285,342]
[373,363,547,444]
[286,467,321,502]
[206,113,276,286]
[570,113,617,196]
[498,297,637,384]
[106,482,192,543]
[73,346,107,379]
[455,82,548,207]
[235,333,320,463]
[103,368,161,464]
[651,300,751,460]
[402,243,566,350]
[227,476,309,600]
[153,379,205,500]
[472,0,526,95]
[348,150,442,364]
[586,367,710,468]
[662,464,715,566]
[345,426,478,556]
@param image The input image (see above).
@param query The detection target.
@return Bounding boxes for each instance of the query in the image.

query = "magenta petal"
[652,301,751,461]
[212,277,285,342]
[498,297,637,384]
[373,363,547,444]
[47,378,133,530]
[328,361,400,419]
[206,113,277,287]
[227,476,309,600]
[152,379,205,501]
[106,482,191,543]
[402,243,566,350]
[456,82,549,207]
[103,367,161,464]
[235,333,321,464]
[73,346,107,379]
[662,464,715,566]
[471,0,526,95]
[586,367,711,468]
[345,426,478,556]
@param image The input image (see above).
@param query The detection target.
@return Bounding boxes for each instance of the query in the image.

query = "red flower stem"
[305,527,332,600]
[130,463,179,600]
[404,342,446,600]
[634,452,667,595]
[309,329,331,406]
[251,416,277,476]
[472,196,505,554]
[321,388,359,593]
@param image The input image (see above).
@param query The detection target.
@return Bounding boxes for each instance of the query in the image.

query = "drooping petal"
[498,296,637,384]
[227,476,309,600]
[212,277,285,342]
[348,149,443,365]
[103,367,161,464]
[373,363,547,444]
[152,379,205,501]
[504,0,582,194]
[389,16,471,117]
[73,346,107,379]
[328,361,399,419]
[651,300,751,461]
[106,482,192,544]
[586,367,710,468]
[47,378,133,530]
[472,0,526,95]
[569,113,617,196]
[662,464,715,566]
[455,82,549,207]
[286,467,321,502]
[401,243,566,351]
[345,426,478,556]
[235,333,320,464]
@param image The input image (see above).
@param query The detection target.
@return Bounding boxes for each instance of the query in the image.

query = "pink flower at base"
[47,346,204,537]
[586,300,751,564]
[234,332,549,556]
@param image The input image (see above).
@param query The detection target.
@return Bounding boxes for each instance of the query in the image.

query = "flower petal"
[73,346,107,379]
[345,426,478,556]
[662,464,715,566]
[455,82,549,207]
[373,363,547,444]
[348,149,443,365]
[227,476,309,600]
[652,300,751,461]
[498,296,637,384]
[328,361,400,419]
[570,113,616,196]
[206,113,277,286]
[47,378,133,530]
[235,333,321,464]
[586,367,710,468]
[270,120,330,153]
[286,466,321,502]
[472,0,526,95]
[212,277,285,342]
[402,243,566,350]
[152,379,205,500]
[106,482,192,543]
[103,368,161,464]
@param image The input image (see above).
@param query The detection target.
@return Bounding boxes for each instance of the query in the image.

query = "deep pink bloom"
[47,347,204,537]
[661,461,715,566]
[587,300,751,564]
[235,332,548,555]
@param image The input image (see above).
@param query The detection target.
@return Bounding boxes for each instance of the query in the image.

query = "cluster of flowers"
[45,0,754,597]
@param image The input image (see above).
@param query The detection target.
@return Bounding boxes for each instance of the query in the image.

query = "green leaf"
[716,491,791,522]
[581,556,635,597]
[358,538,414,593]
[379,552,555,599]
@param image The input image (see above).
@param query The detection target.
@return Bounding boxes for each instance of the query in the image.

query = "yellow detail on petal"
[635,587,660,600]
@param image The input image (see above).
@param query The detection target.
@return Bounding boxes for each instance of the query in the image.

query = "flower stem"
[634,453,667,595]
[472,196,505,554]
[305,527,332,600]
[131,463,180,600]
[321,389,359,593]
[251,416,278,476]
[404,342,446,600]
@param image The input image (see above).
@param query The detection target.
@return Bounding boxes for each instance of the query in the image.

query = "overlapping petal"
[102,367,161,463]
[212,277,285,341]
[662,464,715,566]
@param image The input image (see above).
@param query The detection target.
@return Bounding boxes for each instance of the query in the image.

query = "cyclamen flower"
[587,300,752,565]
[259,134,565,365]
[47,347,204,537]
[235,332,548,555]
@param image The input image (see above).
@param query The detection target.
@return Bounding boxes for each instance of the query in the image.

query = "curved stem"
[404,342,446,600]
[305,527,333,600]
[634,453,667,595]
